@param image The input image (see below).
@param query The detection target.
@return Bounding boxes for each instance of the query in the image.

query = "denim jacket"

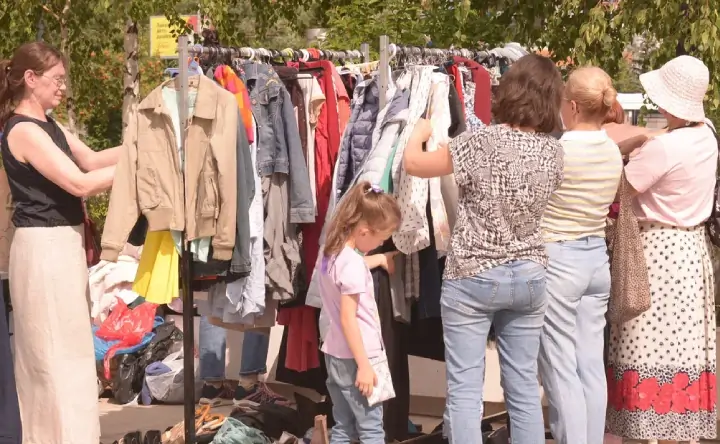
[241,63,314,224]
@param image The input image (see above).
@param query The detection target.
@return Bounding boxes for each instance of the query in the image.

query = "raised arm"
[7,122,114,197]
[403,118,454,178]
[58,124,121,171]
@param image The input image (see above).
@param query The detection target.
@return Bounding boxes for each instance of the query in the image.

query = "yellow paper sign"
[149,15,199,59]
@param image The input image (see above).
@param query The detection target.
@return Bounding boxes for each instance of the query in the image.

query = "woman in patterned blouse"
[403,54,565,444]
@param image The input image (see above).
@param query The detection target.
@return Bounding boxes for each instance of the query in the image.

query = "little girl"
[317,181,402,444]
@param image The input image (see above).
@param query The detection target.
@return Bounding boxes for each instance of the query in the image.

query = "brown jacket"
[101,76,238,262]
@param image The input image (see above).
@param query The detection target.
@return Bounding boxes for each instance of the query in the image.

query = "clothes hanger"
[281,48,294,62]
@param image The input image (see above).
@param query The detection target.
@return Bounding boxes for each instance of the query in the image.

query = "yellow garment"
[133,231,179,304]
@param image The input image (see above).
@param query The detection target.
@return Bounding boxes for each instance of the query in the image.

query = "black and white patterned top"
[445,125,564,280]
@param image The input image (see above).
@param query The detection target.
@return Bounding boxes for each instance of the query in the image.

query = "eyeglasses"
[41,75,67,87]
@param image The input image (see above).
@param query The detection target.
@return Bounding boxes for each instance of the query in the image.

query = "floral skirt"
[606,222,717,440]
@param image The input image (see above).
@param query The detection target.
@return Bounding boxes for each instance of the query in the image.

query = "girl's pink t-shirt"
[625,125,717,227]
[318,247,383,360]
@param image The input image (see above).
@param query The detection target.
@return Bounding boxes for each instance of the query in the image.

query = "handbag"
[605,172,651,324]
[366,351,396,407]
[82,200,100,267]
[0,168,14,275]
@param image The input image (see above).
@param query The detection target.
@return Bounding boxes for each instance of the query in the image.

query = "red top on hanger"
[452,56,492,125]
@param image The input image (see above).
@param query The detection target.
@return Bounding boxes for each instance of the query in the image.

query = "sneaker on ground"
[233,382,292,408]
[198,383,224,406]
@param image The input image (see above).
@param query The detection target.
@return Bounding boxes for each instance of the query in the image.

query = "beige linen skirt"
[10,225,100,444]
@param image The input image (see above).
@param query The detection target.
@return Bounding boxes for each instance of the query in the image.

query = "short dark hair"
[492,54,564,133]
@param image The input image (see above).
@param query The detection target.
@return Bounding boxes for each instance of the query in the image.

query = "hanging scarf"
[214,65,254,144]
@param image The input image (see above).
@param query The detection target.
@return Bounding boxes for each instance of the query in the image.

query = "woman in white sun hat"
[605,55,718,443]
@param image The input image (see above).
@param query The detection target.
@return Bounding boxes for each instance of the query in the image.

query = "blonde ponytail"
[602,85,618,108]
[565,66,617,120]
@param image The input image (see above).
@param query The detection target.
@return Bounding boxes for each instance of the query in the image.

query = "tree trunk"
[36,9,45,41]
[58,0,76,134]
[122,19,139,129]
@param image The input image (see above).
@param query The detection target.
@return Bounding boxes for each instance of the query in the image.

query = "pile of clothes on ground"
[107,404,331,444]
[90,244,193,405]
[162,404,322,444]
[109,405,508,444]
[107,391,494,444]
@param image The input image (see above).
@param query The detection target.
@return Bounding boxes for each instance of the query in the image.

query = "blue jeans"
[324,355,385,444]
[442,260,548,444]
[198,316,270,381]
[538,237,610,444]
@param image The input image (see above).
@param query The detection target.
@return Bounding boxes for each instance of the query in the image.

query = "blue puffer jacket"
[335,79,381,198]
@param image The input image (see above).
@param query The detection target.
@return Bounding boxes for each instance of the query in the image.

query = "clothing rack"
[175,37,372,444]
[187,43,371,64]
[378,34,484,108]
[390,44,484,60]
[377,34,522,108]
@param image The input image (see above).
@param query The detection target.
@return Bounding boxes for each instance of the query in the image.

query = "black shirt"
[1,114,83,228]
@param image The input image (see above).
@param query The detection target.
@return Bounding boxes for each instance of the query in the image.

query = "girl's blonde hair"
[565,66,617,120]
[323,181,402,257]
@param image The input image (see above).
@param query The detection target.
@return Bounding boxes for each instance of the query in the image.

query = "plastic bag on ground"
[111,353,144,405]
[98,321,184,404]
[138,321,184,368]
[96,300,158,379]
[93,316,164,361]
[141,350,201,405]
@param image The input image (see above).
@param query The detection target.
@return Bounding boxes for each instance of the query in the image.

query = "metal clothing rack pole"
[186,44,367,63]
[360,43,370,63]
[377,34,505,108]
[379,35,390,109]
[177,34,197,444]
[389,45,480,59]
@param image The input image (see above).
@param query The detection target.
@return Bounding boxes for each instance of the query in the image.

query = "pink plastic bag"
[96,299,157,379]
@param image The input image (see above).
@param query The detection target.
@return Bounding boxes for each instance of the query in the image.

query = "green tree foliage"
[614,58,642,94]
[497,0,720,121]
[255,0,719,122]
[255,0,508,51]
[6,0,720,225]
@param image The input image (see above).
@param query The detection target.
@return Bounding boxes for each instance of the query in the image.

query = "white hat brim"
[639,69,705,122]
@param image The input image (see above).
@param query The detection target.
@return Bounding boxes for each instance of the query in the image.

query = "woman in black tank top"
[0,42,120,443]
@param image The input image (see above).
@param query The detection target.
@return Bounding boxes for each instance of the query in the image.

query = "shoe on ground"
[233,382,292,408]
[143,431,161,444]
[198,383,224,407]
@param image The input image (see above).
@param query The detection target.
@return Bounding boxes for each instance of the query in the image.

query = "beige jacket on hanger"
[101,76,238,262]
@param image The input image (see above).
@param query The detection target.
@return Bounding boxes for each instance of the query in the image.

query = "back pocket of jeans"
[442,277,498,315]
[527,277,547,308]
